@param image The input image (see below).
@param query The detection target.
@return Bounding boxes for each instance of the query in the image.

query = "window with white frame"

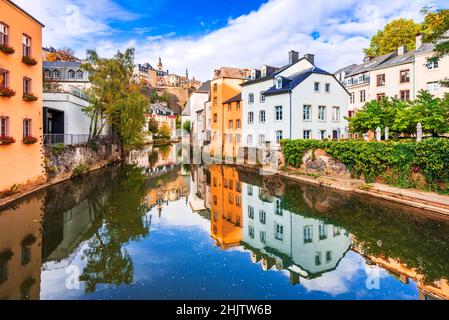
[0,69,8,89]
[248,226,255,239]
[0,22,8,46]
[247,134,253,145]
[236,119,241,129]
[68,70,76,79]
[23,77,32,95]
[275,106,283,121]
[326,251,332,263]
[260,231,266,243]
[23,119,31,137]
[275,199,283,215]
[304,225,313,244]
[360,90,366,103]
[332,106,340,121]
[259,110,266,123]
[260,92,265,102]
[315,252,322,266]
[248,112,254,124]
[261,66,267,77]
[320,130,326,140]
[247,185,253,196]
[53,70,60,79]
[0,117,9,136]
[248,206,255,219]
[275,223,284,241]
[350,92,355,104]
[314,82,320,92]
[259,210,266,224]
[249,93,255,104]
[22,34,31,57]
[303,130,311,139]
[427,60,439,69]
[319,223,328,240]
[318,106,326,121]
[251,69,256,80]
[276,77,282,89]
[276,130,283,143]
[427,81,440,93]
[303,105,311,121]
[44,69,51,79]
[325,83,330,93]
[77,70,84,79]
[258,134,265,144]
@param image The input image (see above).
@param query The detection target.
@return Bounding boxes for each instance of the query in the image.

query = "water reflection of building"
[209,165,243,249]
[188,165,209,213]
[0,196,44,300]
[128,145,182,177]
[241,182,352,284]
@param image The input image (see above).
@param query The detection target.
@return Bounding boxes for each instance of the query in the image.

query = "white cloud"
[15,0,449,80]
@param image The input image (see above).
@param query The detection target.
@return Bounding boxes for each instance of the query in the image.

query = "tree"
[183,120,191,134]
[147,118,159,134]
[412,90,449,136]
[46,48,79,62]
[82,48,149,150]
[157,123,172,140]
[364,19,422,57]
[422,8,449,87]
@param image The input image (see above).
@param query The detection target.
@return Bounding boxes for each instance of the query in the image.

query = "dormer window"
[68,70,75,79]
[52,70,60,79]
[76,70,84,79]
[251,69,257,80]
[275,77,282,89]
[261,66,267,77]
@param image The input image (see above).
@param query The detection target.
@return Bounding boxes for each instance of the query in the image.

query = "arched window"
[275,77,282,89]
[68,70,75,79]
[52,70,60,79]
[44,69,51,79]
[76,70,84,79]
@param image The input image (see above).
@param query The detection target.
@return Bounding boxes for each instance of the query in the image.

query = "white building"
[241,182,352,281]
[242,51,349,148]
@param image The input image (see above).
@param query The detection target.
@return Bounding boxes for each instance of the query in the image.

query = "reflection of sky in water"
[40,199,419,300]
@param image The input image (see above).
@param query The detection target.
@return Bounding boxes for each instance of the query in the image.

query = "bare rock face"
[301,149,350,177]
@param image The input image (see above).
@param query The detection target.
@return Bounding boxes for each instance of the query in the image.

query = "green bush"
[52,143,66,156]
[281,138,449,193]
[72,163,89,177]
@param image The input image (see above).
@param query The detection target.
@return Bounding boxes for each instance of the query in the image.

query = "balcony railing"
[43,134,114,146]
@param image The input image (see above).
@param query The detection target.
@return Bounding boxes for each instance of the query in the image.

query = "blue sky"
[15,0,449,80]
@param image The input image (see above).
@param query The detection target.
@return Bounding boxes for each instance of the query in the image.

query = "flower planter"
[22,136,38,145]
[0,87,16,98]
[22,56,38,66]
[0,44,15,54]
[23,93,38,102]
[0,136,16,145]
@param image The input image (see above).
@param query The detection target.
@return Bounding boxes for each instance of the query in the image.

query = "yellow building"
[210,67,249,158]
[209,165,243,249]
[0,0,45,193]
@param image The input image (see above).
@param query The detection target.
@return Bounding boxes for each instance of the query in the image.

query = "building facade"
[146,102,177,137]
[242,51,349,148]
[43,61,89,92]
[0,0,45,192]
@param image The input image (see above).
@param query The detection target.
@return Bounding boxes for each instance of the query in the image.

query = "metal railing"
[43,134,114,146]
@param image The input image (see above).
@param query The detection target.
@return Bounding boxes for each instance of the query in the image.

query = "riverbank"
[238,163,449,218]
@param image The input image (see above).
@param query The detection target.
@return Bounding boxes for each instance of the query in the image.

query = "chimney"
[416,34,423,49]
[289,50,299,65]
[304,54,315,65]
[398,45,406,56]
[363,56,371,63]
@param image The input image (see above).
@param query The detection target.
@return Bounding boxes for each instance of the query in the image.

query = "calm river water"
[1,145,449,300]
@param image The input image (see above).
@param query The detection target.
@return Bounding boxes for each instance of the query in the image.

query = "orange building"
[210,67,249,158]
[209,165,243,249]
[0,0,45,193]
[222,93,243,159]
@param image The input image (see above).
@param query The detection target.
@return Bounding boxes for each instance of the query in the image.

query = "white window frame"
[276,130,283,143]
[248,112,254,124]
[248,93,255,104]
[275,106,283,121]
[314,82,320,92]
[332,106,340,122]
[303,105,311,121]
[259,110,266,123]
[325,83,330,93]
[318,106,326,121]
[303,130,311,140]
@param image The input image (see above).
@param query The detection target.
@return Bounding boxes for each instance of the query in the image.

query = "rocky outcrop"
[301,149,350,177]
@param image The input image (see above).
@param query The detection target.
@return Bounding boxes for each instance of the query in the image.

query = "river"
[1,145,449,300]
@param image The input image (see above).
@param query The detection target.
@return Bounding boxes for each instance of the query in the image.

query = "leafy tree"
[82,48,149,150]
[364,19,422,57]
[182,120,191,134]
[147,118,159,134]
[46,48,79,62]
[422,8,449,87]
[157,123,172,140]
[412,90,449,136]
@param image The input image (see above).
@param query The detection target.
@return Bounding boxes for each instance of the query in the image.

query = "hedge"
[281,138,449,193]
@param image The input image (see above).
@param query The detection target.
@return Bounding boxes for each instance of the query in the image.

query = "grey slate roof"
[43,61,83,68]
[223,93,242,104]
[151,102,176,116]
[346,52,395,77]
[182,102,191,116]
[196,80,211,93]
[334,64,358,76]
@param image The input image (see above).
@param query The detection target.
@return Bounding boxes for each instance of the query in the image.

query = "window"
[275,199,283,215]
[332,106,340,122]
[350,92,355,104]
[260,231,266,243]
[52,70,60,79]
[249,93,254,104]
[318,106,326,121]
[228,120,233,129]
[22,34,31,57]
[213,113,217,123]
[247,185,253,196]
[400,90,410,101]
[213,177,217,187]
[236,101,241,110]
[248,206,255,219]
[0,22,9,46]
[348,110,355,118]
[236,119,241,129]
[275,106,283,121]
[23,119,31,138]
[314,82,320,92]
[304,226,313,244]
[303,130,311,139]
[236,182,242,193]
[319,223,328,240]
[248,112,254,124]
[227,103,232,111]
[44,69,51,79]
[259,110,266,123]
[261,66,267,77]
[260,92,266,103]
[315,252,322,266]
[68,70,76,79]
[258,134,265,144]
[259,210,266,224]
[320,130,326,140]
[228,193,234,204]
[251,69,256,80]
[333,226,341,237]
[376,74,385,87]
[229,180,233,190]
[377,93,385,101]
[326,251,332,263]
[303,105,311,121]
[427,81,440,93]
[325,83,330,93]
[427,60,439,69]
[247,134,253,145]
[360,90,366,103]
[22,246,31,266]
[275,223,284,241]
[276,130,283,143]
[236,195,241,207]
[77,70,84,79]
[276,77,283,89]
[213,196,217,205]
[0,69,8,89]
[23,77,32,95]
[0,117,9,136]
[213,97,217,107]
[213,83,218,92]
[248,226,255,239]
[0,256,7,283]
[400,69,410,83]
